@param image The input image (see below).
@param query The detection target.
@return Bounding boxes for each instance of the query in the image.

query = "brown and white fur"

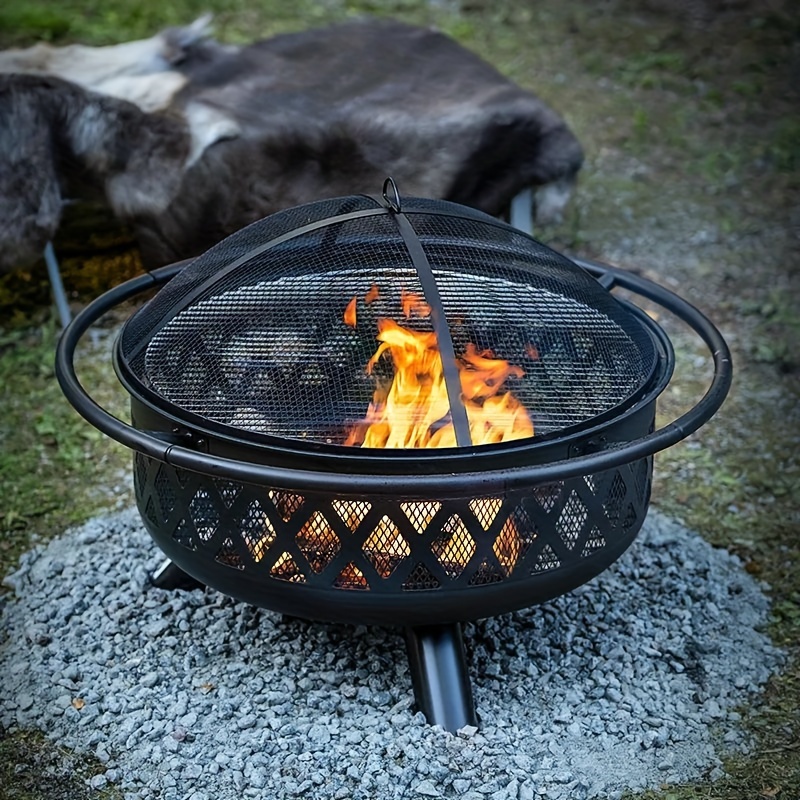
[0,18,584,272]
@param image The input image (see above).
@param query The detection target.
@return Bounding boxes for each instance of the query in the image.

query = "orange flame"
[401,289,431,319]
[247,289,533,584]
[345,292,533,449]
[343,297,358,328]
[365,284,380,304]
[525,342,540,360]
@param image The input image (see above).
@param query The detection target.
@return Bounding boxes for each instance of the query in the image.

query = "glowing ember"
[400,288,431,319]
[344,289,533,449]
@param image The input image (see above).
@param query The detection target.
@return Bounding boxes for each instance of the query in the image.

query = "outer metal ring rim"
[55,257,732,496]
[112,297,673,473]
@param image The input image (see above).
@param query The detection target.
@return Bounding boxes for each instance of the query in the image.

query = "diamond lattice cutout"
[400,501,442,534]
[584,474,598,493]
[604,473,627,522]
[241,499,276,563]
[135,456,149,492]
[172,517,194,548]
[144,496,158,526]
[174,468,191,489]
[533,544,561,572]
[270,552,306,583]
[363,516,411,578]
[581,527,606,558]
[531,483,562,512]
[215,537,244,569]
[333,562,370,591]
[214,479,241,508]
[556,491,587,550]
[268,490,305,522]
[622,503,638,531]
[469,497,503,531]
[332,499,372,532]
[431,515,476,579]
[154,466,177,516]
[402,562,441,591]
[509,505,538,557]
[468,560,505,586]
[189,488,219,541]
[493,518,522,577]
[296,510,340,574]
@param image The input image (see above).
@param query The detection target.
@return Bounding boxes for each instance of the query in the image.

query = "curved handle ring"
[56,259,732,495]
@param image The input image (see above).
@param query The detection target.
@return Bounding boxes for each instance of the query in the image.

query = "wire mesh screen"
[119,195,658,446]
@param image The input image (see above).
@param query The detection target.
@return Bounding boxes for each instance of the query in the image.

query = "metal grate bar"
[389,210,472,447]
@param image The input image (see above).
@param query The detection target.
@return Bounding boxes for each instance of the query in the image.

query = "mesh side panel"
[363,516,410,577]
[296,510,341,574]
[431,515,476,579]
[135,454,653,619]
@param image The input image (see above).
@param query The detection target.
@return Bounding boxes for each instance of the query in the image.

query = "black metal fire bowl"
[56,194,731,733]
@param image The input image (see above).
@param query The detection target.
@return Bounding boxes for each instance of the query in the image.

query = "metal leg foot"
[404,623,478,732]
[150,558,205,591]
[44,242,72,328]
[509,187,534,236]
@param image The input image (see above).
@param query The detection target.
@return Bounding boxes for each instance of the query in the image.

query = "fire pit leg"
[149,558,204,591]
[404,623,478,732]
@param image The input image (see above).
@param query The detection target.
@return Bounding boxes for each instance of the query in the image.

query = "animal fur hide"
[0,18,584,272]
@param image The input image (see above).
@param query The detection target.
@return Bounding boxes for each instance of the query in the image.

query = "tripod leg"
[404,623,478,732]
[150,558,204,591]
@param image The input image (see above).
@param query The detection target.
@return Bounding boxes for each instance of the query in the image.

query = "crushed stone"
[0,507,784,799]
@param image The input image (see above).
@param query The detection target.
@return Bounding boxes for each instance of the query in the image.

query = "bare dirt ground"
[1,0,798,797]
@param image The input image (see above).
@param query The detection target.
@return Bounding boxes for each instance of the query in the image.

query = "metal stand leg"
[44,242,72,328]
[509,187,534,236]
[150,558,205,591]
[404,623,478,732]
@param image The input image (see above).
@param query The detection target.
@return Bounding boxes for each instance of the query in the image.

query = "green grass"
[0,0,454,46]
[0,318,134,585]
[0,728,120,800]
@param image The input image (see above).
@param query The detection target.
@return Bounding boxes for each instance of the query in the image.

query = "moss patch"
[0,727,120,800]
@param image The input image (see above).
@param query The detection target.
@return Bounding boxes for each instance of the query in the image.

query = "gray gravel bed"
[0,507,784,800]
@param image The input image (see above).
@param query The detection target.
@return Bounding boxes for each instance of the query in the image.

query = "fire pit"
[56,181,732,731]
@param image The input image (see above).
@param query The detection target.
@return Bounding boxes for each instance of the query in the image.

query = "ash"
[0,508,783,800]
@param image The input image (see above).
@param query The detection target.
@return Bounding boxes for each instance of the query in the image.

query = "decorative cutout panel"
[431,515,476,579]
[134,454,652,622]
[557,491,587,550]
[401,501,442,534]
[333,500,372,532]
[270,552,306,583]
[269,491,304,522]
[334,563,369,590]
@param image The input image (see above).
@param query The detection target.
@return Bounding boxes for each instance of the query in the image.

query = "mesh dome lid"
[117,190,662,451]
